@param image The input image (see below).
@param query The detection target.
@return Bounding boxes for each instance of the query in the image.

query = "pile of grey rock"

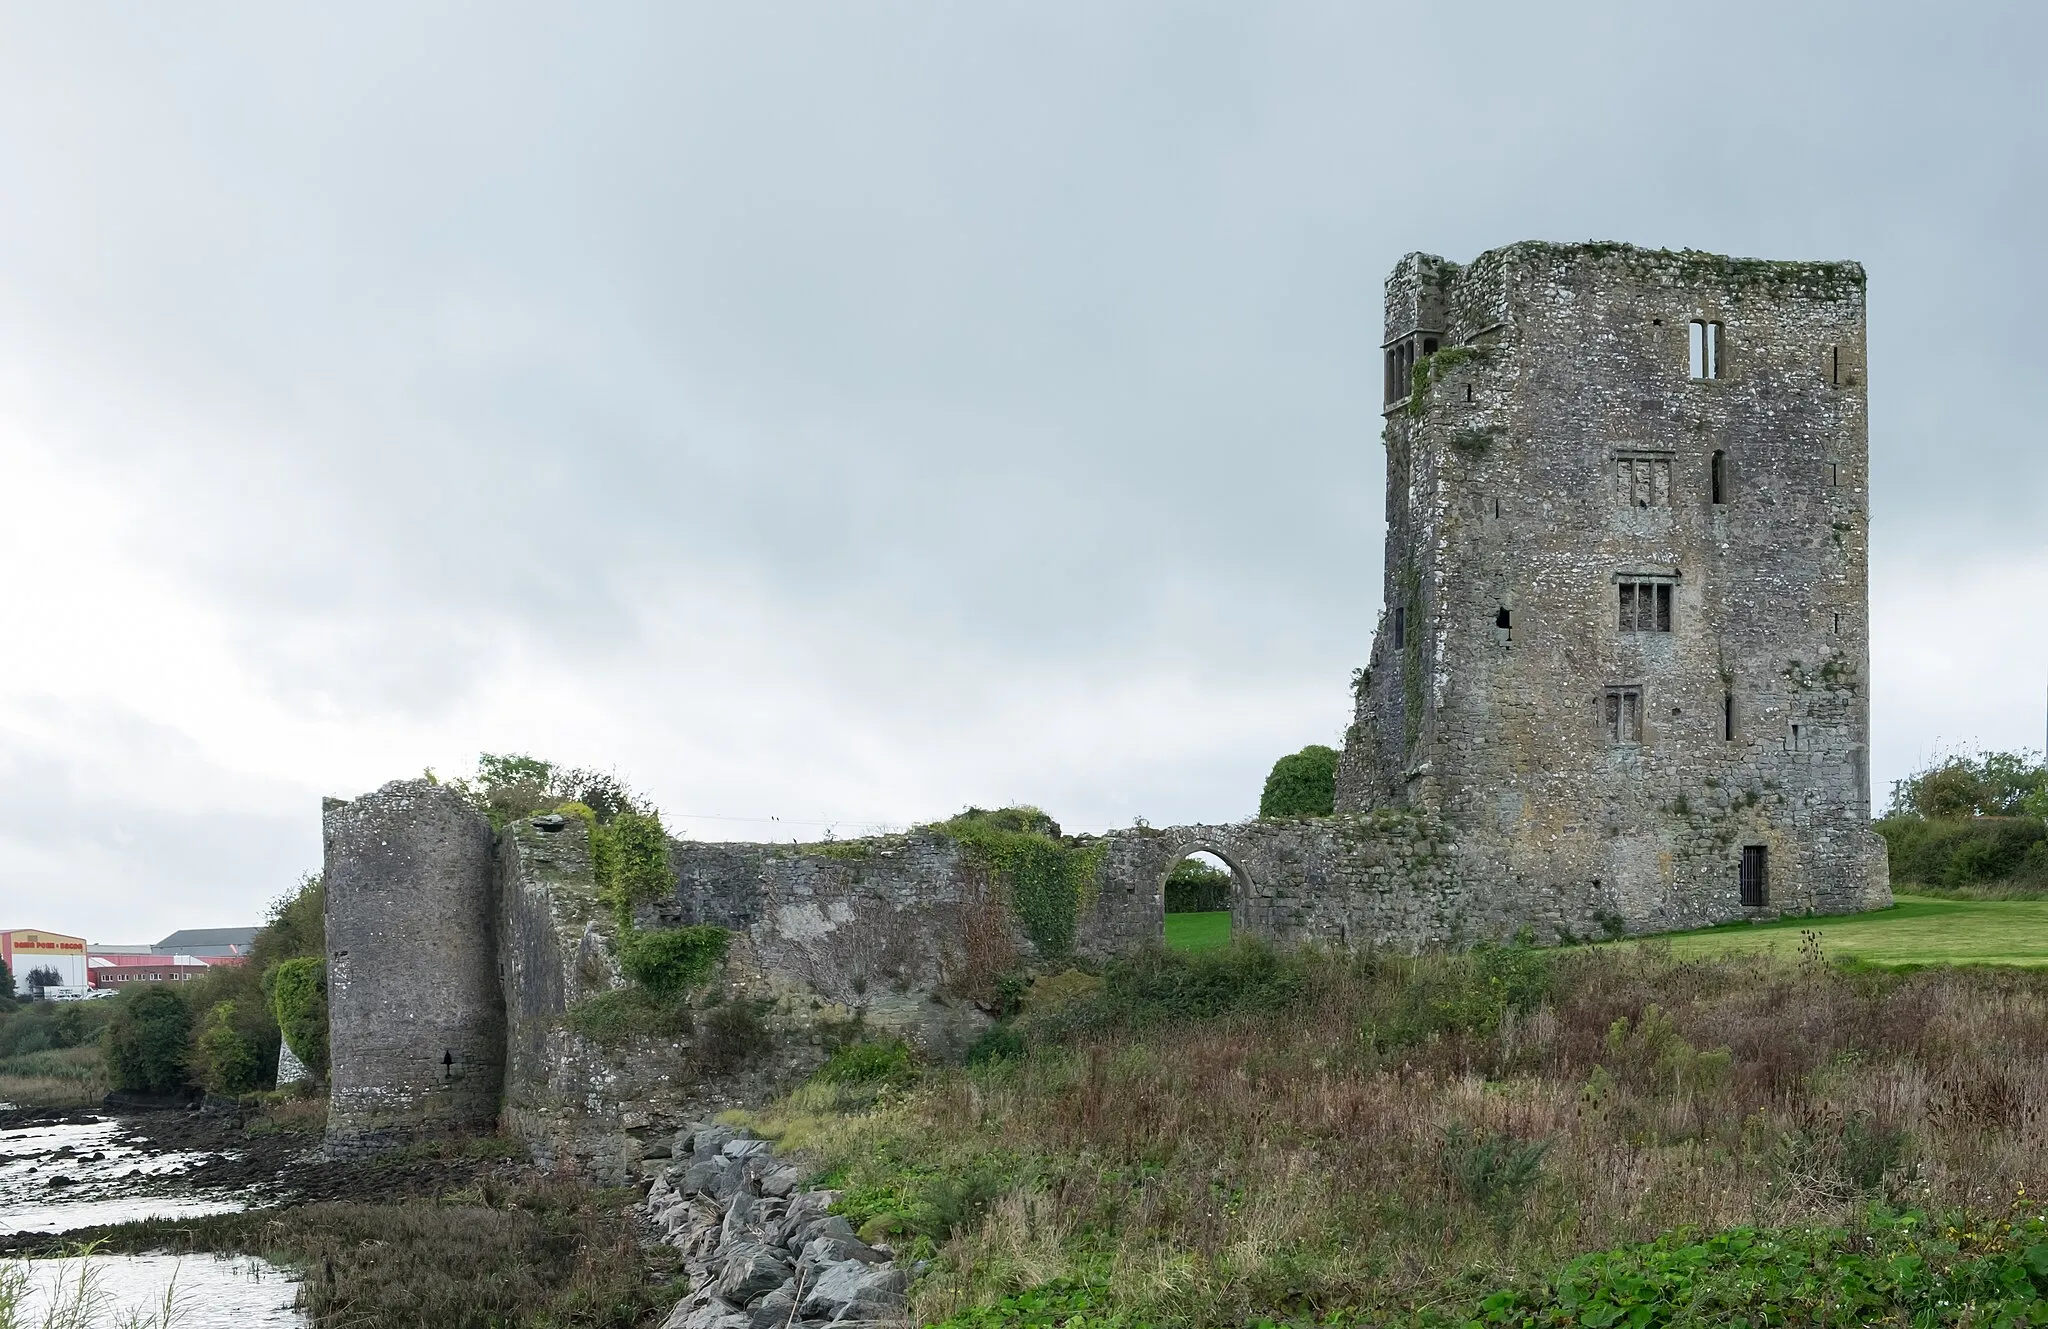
[648,1122,910,1329]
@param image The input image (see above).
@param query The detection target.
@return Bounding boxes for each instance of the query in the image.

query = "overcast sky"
[1,3,2043,942]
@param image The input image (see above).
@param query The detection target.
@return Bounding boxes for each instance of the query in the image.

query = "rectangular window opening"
[1832,612,1841,635]
[1828,345,1841,387]
[1791,723,1802,751]
[1605,686,1643,745]
[1740,845,1769,907]
[1711,450,1728,505]
[1618,580,1675,633]
[1392,605,1407,650]
[1826,461,1840,487]
[1723,692,1735,741]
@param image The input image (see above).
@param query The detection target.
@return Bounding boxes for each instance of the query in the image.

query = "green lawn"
[1164,910,1232,952]
[1621,893,2048,967]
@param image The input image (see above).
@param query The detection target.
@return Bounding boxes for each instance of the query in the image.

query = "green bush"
[965,1023,1026,1066]
[815,1037,920,1087]
[594,811,675,925]
[193,1000,266,1095]
[250,875,325,974]
[103,986,195,1093]
[0,999,109,1058]
[618,926,728,1000]
[1259,744,1338,817]
[1876,815,2048,889]
[269,956,330,1078]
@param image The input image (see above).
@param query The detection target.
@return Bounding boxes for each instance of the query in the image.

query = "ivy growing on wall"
[930,807,1102,958]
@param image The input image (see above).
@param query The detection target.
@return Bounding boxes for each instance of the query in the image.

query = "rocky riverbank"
[645,1122,911,1329]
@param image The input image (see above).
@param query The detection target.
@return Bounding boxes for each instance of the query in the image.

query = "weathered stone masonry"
[321,241,1890,1162]
[1339,241,1889,930]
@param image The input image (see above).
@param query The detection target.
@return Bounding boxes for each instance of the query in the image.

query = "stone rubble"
[646,1122,910,1329]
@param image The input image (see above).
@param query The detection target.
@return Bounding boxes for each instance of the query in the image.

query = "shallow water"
[0,1116,245,1236]
[9,1252,305,1327]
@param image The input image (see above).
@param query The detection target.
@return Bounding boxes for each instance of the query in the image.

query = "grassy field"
[1163,909,1231,952]
[1620,892,2048,967]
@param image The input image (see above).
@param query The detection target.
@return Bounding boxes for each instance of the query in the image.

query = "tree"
[192,1000,265,1095]
[104,987,195,1093]
[0,958,14,1008]
[25,966,61,992]
[1888,751,2048,819]
[1260,745,1339,818]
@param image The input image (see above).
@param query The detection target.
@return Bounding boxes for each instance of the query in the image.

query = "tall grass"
[0,1046,107,1107]
[746,940,2048,1325]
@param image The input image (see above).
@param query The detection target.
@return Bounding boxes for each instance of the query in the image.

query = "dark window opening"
[1422,337,1438,355]
[1689,320,1722,379]
[1740,845,1768,907]
[1619,581,1673,633]
[1826,461,1839,487]
[1605,686,1643,745]
[1711,450,1727,504]
[1791,723,1802,751]
[1493,497,1501,519]
[1392,605,1407,649]
[1832,612,1841,635]
[1465,383,1473,402]
[1723,692,1735,741]
[1495,607,1511,630]
[1828,345,1841,386]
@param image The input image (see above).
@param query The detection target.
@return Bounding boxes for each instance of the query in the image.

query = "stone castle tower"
[1337,241,1889,931]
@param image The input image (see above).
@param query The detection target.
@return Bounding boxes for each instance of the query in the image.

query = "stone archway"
[1156,840,1252,952]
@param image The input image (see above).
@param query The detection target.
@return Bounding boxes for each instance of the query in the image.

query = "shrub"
[193,1000,265,1095]
[0,959,13,1008]
[1259,744,1338,817]
[618,926,728,1000]
[103,986,194,1093]
[964,1023,1026,1066]
[1876,814,2048,889]
[815,1037,920,1088]
[269,957,330,1078]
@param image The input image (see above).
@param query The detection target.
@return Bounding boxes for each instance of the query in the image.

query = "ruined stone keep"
[1339,241,1889,929]
[323,241,1889,1166]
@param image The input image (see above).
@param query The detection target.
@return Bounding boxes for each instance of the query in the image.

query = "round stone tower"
[324,778,504,1151]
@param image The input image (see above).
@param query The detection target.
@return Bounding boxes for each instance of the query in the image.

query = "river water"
[0,1106,307,1327]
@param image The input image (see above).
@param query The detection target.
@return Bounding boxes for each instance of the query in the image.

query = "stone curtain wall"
[323,779,505,1152]
[1089,812,1615,951]
[655,833,1015,1055]
[1342,242,1890,933]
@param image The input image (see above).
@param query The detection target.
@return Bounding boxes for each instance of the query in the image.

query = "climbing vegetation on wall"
[1259,745,1338,818]
[932,807,1102,957]
[268,956,330,1079]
